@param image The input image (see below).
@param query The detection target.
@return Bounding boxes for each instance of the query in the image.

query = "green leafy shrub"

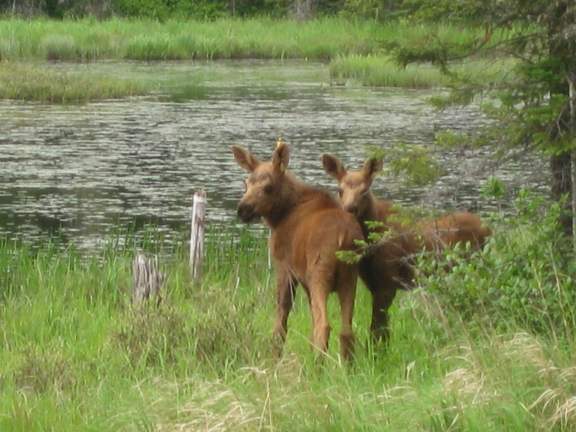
[112,0,171,19]
[341,0,391,20]
[418,190,576,336]
[112,0,227,20]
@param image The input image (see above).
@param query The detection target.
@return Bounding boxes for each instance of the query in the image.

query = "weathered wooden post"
[267,229,272,271]
[190,190,206,284]
[132,253,164,305]
[294,0,316,21]
[569,72,576,252]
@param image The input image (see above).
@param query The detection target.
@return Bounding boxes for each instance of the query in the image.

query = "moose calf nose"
[237,204,248,218]
[237,203,255,222]
[345,205,358,215]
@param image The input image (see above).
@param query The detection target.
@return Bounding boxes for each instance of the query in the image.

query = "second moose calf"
[322,154,491,342]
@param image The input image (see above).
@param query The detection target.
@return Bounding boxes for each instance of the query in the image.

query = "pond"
[0,60,545,248]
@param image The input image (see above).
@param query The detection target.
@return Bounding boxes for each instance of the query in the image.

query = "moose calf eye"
[264,184,273,194]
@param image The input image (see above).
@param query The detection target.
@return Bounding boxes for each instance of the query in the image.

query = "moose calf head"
[322,154,383,217]
[231,141,290,223]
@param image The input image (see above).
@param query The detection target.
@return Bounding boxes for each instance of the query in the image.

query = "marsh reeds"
[0,18,511,62]
[330,54,517,88]
[0,18,519,103]
[0,62,150,102]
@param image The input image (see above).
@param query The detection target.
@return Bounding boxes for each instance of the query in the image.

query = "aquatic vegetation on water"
[0,62,150,102]
[330,54,517,88]
[0,18,519,102]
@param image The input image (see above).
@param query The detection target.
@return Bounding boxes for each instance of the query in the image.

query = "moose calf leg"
[310,290,330,356]
[272,273,296,357]
[337,281,356,361]
[370,288,396,344]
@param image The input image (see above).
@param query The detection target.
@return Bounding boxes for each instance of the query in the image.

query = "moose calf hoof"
[340,332,355,361]
[271,332,286,359]
[370,326,390,345]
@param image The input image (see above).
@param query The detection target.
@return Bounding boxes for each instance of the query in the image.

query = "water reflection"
[0,60,545,248]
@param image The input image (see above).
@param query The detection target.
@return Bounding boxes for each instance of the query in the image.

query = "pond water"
[0,60,545,248]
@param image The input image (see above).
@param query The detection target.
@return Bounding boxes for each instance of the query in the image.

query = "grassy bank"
[0,18,511,62]
[0,55,515,104]
[330,54,517,88]
[1,195,576,430]
[0,62,151,102]
[0,18,519,102]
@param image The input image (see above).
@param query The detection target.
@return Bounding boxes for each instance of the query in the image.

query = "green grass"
[330,54,517,88]
[0,18,512,62]
[0,18,521,102]
[0,62,151,102]
[1,197,576,430]
[0,54,516,104]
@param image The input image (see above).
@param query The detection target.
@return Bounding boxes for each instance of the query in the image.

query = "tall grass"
[0,18,520,103]
[2,195,575,430]
[0,62,151,102]
[330,54,517,88]
[0,18,511,61]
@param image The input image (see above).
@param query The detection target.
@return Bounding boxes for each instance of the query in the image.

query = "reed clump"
[0,18,510,62]
[330,54,517,88]
[0,62,150,102]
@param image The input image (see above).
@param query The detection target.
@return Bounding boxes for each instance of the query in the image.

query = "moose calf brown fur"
[231,142,363,360]
[322,154,491,342]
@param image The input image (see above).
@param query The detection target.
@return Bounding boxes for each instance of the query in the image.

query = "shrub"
[112,0,227,20]
[418,190,576,336]
[112,0,171,20]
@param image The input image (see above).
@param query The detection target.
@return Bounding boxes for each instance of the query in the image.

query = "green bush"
[112,0,227,19]
[418,190,576,336]
[341,0,391,20]
[113,0,170,19]
[172,0,227,19]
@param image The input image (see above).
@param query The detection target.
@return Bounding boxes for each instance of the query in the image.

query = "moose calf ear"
[321,154,346,180]
[363,158,383,179]
[231,145,260,172]
[272,140,290,174]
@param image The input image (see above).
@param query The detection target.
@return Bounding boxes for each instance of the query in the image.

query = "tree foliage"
[0,0,408,19]
[387,0,576,236]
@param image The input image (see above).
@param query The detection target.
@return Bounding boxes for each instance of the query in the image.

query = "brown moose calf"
[231,141,363,360]
[322,154,491,343]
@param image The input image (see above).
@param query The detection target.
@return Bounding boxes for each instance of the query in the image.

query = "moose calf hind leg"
[338,273,357,362]
[310,289,331,357]
[272,276,296,358]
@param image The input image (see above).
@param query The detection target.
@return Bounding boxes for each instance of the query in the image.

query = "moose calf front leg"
[337,276,357,362]
[370,288,396,344]
[272,269,296,357]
